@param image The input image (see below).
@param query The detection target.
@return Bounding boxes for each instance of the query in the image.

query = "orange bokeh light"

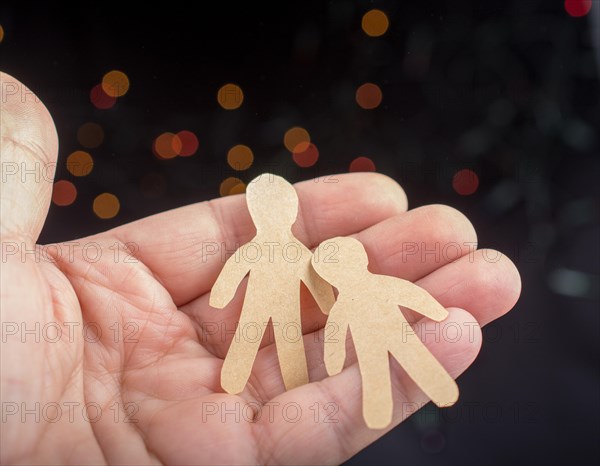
[217,83,244,110]
[154,132,182,159]
[93,193,120,219]
[284,127,311,153]
[361,9,389,37]
[77,122,104,148]
[227,144,254,171]
[52,180,77,206]
[220,177,244,196]
[102,70,130,97]
[356,83,382,109]
[66,151,94,177]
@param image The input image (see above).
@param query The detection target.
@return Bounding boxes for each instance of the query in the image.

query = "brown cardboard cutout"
[312,236,459,429]
[210,173,335,394]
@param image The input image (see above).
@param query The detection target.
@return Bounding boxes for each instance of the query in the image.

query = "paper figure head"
[312,236,369,286]
[246,173,299,231]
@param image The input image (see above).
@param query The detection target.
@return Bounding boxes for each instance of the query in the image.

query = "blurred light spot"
[362,9,389,37]
[220,177,244,196]
[66,151,94,177]
[153,132,182,159]
[452,169,479,196]
[284,127,311,152]
[293,142,319,168]
[356,83,382,109]
[227,145,254,170]
[52,180,77,206]
[93,193,120,219]
[217,83,244,110]
[90,84,116,109]
[0,25,4,43]
[140,172,167,199]
[177,130,199,156]
[102,70,130,97]
[564,0,592,17]
[349,156,376,172]
[548,268,591,297]
[230,182,247,195]
[77,122,104,148]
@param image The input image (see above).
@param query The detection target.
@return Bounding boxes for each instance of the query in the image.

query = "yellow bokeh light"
[217,83,244,110]
[356,83,383,109]
[283,127,311,153]
[93,193,120,219]
[362,9,389,37]
[102,70,130,97]
[227,145,254,171]
[220,177,243,196]
[77,122,104,148]
[66,150,94,177]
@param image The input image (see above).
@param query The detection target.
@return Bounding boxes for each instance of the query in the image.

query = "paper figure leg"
[220,310,266,394]
[273,318,309,390]
[355,344,393,429]
[389,333,459,408]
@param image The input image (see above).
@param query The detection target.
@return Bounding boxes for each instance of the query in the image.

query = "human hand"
[0,72,521,465]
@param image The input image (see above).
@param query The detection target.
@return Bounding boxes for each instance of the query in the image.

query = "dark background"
[1,1,599,464]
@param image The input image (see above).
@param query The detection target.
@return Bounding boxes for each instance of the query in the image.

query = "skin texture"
[0,72,521,465]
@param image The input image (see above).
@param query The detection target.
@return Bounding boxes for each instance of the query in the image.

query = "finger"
[254,308,482,465]
[102,172,408,306]
[181,204,477,356]
[0,72,58,242]
[253,249,519,399]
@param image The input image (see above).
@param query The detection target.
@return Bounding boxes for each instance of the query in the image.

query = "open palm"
[1,72,521,465]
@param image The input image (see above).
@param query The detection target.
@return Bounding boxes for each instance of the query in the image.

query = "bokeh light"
[52,180,77,206]
[153,132,182,159]
[452,169,479,195]
[564,0,592,17]
[217,83,244,110]
[90,84,116,109]
[0,25,4,43]
[229,182,247,195]
[284,127,311,152]
[177,130,199,156]
[356,83,382,109]
[349,156,376,172]
[93,193,120,219]
[220,177,244,196]
[66,150,94,177]
[227,144,254,170]
[77,122,104,148]
[361,9,389,37]
[102,70,130,97]
[293,142,319,168]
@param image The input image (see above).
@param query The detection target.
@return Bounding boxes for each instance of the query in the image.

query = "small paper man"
[210,173,335,394]
[312,236,459,429]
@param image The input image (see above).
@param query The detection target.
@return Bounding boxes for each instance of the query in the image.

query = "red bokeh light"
[349,156,376,172]
[564,0,592,17]
[452,169,479,196]
[292,142,319,168]
[177,130,199,156]
[90,84,116,109]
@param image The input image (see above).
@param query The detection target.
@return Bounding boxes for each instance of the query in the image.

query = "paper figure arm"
[323,305,348,376]
[209,252,251,309]
[302,263,335,315]
[396,280,448,322]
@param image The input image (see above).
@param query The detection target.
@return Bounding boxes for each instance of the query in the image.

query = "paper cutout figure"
[312,236,459,429]
[210,173,335,394]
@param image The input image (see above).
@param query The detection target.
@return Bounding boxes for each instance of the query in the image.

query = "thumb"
[1,72,58,243]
